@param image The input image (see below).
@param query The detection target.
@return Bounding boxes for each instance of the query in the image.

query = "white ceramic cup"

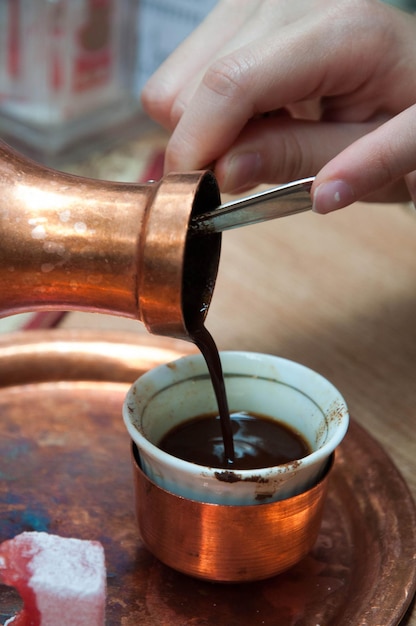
[123,351,349,505]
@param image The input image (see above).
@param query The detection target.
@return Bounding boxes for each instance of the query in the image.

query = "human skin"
[141,0,416,213]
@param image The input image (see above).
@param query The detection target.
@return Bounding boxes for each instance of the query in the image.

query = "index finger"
[141,0,259,130]
[163,5,400,173]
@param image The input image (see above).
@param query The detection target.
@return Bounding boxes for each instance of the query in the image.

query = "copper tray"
[1,330,415,626]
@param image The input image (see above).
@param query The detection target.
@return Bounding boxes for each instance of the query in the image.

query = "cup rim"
[132,439,335,506]
[123,351,349,479]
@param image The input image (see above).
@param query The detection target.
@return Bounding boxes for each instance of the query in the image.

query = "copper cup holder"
[131,443,333,583]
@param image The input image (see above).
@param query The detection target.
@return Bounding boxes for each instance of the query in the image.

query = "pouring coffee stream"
[175,177,315,466]
[0,140,313,466]
[186,177,315,466]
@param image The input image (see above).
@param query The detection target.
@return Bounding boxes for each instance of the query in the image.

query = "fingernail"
[222,152,262,192]
[312,180,355,214]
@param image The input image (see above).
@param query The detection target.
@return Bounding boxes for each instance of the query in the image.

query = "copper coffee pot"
[0,140,222,340]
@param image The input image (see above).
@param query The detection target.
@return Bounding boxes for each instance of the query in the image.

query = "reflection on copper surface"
[132,444,331,583]
[1,331,415,624]
[0,140,221,339]
[0,329,196,387]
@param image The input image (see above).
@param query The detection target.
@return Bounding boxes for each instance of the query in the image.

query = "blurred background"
[0,0,415,335]
[0,0,414,166]
[0,0,216,164]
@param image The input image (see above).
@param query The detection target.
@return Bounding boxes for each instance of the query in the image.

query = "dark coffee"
[185,230,294,469]
[159,411,311,470]
[189,325,235,464]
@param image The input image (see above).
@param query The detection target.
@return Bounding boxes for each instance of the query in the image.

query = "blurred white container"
[0,0,142,163]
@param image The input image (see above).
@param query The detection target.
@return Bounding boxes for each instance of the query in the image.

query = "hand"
[141,0,416,212]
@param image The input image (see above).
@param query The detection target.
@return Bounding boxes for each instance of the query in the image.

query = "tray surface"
[1,330,415,626]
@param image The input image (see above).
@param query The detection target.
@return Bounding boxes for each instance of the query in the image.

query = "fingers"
[141,0,315,130]
[157,0,319,128]
[141,0,259,129]
[143,0,416,211]
[212,116,378,193]
[162,3,406,173]
[312,104,416,213]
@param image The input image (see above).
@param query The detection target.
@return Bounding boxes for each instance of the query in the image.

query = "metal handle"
[190,177,314,234]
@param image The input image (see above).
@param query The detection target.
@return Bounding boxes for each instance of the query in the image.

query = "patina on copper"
[1,331,416,626]
[0,140,221,339]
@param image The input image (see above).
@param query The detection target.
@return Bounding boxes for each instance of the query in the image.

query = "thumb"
[214,115,381,194]
[312,105,416,213]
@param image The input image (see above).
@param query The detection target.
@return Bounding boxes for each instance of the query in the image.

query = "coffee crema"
[159,411,311,470]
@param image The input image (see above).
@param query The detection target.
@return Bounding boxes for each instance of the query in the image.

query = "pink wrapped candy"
[0,532,106,626]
